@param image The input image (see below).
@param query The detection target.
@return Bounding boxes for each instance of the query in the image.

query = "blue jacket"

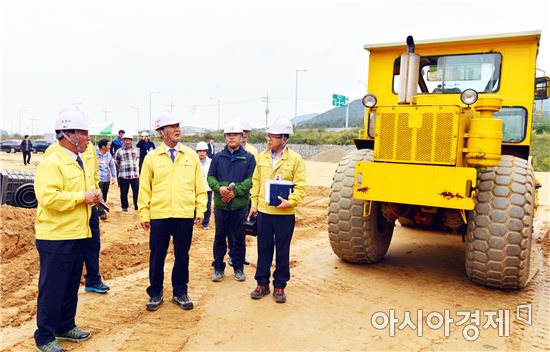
[207,146,256,210]
[110,137,124,156]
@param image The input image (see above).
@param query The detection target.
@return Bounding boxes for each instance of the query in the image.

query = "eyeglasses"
[266,134,282,140]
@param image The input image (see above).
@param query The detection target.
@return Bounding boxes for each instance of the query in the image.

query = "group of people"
[33,107,306,352]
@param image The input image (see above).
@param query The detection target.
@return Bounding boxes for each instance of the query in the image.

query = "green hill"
[296,99,365,128]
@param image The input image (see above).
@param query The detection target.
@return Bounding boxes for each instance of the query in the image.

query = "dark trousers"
[254,212,295,289]
[212,207,247,271]
[84,206,101,285]
[147,218,194,297]
[139,159,144,175]
[97,181,110,216]
[23,150,31,164]
[34,239,86,346]
[203,191,212,227]
[119,178,139,210]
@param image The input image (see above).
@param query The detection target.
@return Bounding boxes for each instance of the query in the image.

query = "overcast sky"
[1,0,549,135]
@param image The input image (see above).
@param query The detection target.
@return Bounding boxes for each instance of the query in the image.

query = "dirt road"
[1,152,549,351]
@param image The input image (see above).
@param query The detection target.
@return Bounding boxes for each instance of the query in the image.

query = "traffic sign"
[332,94,347,107]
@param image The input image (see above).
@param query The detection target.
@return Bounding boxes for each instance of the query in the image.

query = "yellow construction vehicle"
[328,31,550,289]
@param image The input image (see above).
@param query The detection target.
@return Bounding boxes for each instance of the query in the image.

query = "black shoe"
[233,269,246,281]
[250,285,270,299]
[85,281,109,294]
[273,288,286,303]
[55,326,91,342]
[146,294,163,311]
[173,294,194,310]
[211,270,224,282]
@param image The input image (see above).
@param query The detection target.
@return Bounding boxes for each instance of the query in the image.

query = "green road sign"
[332,94,347,107]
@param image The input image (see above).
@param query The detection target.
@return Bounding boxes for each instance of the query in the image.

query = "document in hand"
[265,179,294,206]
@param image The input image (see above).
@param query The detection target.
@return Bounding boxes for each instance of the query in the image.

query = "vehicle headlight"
[362,94,378,108]
[460,89,478,106]
[368,112,376,138]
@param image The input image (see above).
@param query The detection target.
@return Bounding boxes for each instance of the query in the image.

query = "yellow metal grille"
[374,106,459,165]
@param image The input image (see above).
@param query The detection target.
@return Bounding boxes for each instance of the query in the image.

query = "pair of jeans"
[203,191,212,227]
[212,207,247,271]
[23,150,31,164]
[84,206,101,285]
[254,212,295,289]
[97,182,110,216]
[34,239,86,346]
[119,178,139,210]
[147,218,194,297]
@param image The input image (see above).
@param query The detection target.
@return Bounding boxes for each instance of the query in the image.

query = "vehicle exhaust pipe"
[398,35,420,104]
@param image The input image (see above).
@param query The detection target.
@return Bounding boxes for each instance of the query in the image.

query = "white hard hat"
[123,134,134,140]
[240,119,252,131]
[141,131,149,137]
[224,121,243,134]
[54,110,89,131]
[196,141,208,151]
[267,118,294,135]
[58,104,81,114]
[154,112,181,130]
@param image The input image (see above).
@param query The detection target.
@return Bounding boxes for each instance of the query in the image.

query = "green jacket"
[207,145,256,211]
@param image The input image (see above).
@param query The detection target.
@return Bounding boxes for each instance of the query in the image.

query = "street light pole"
[149,91,160,131]
[295,69,307,118]
[262,93,270,129]
[131,106,140,132]
[210,97,221,130]
[18,109,26,136]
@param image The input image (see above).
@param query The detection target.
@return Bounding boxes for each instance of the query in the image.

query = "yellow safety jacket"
[138,143,208,221]
[35,143,96,240]
[244,143,259,161]
[250,147,306,215]
[45,142,99,188]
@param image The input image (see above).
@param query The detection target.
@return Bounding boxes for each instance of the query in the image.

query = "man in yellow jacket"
[138,112,207,312]
[249,118,306,303]
[34,109,102,352]
[45,120,110,295]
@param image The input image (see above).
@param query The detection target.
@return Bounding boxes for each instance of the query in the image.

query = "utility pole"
[30,118,37,136]
[149,91,160,131]
[102,109,110,122]
[131,106,140,132]
[210,97,221,130]
[295,69,307,118]
[168,102,175,112]
[536,68,546,119]
[261,93,271,129]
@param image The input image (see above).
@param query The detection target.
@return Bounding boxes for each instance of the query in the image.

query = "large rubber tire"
[14,183,37,208]
[328,149,395,263]
[465,155,535,289]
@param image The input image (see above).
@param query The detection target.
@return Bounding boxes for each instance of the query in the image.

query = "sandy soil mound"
[308,148,349,163]
[0,205,36,263]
